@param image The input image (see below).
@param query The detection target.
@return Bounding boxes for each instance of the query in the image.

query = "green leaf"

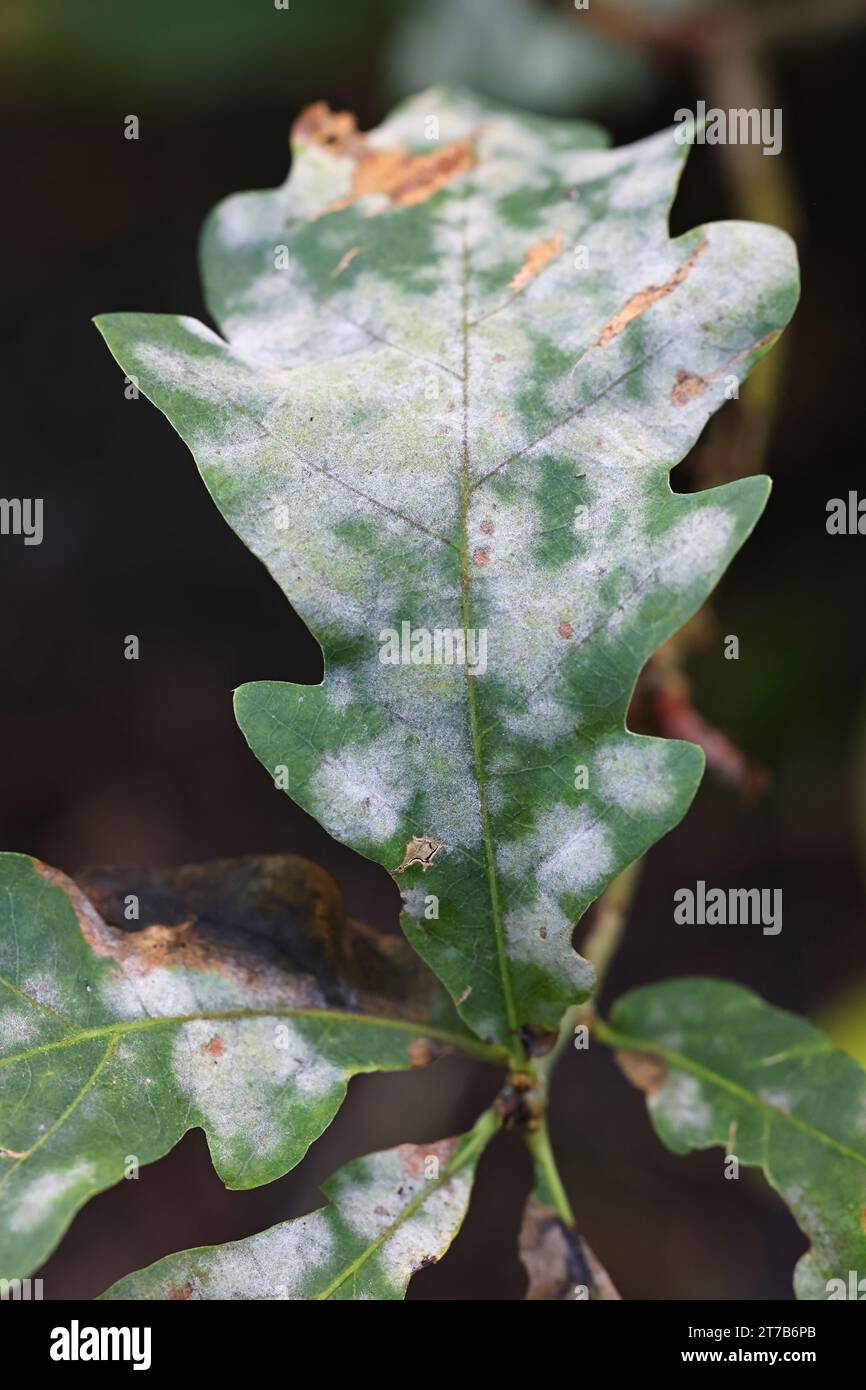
[0,852,499,1279]
[600,978,866,1300]
[101,1109,497,1300]
[94,88,799,1050]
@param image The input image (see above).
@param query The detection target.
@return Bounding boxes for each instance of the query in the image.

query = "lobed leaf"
[0,852,496,1279]
[602,978,866,1300]
[102,1109,498,1300]
[95,88,799,1050]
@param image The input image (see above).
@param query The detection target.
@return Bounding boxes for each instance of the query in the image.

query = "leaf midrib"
[0,1005,507,1071]
[597,1019,866,1171]
[314,1108,498,1299]
[458,212,522,1058]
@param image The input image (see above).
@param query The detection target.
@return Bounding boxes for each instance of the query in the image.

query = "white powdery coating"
[503,893,593,996]
[758,1089,792,1115]
[650,1073,714,1138]
[498,805,613,901]
[168,1215,336,1300]
[20,975,65,1011]
[334,1146,472,1290]
[325,669,354,710]
[172,1019,342,1155]
[309,735,414,847]
[10,1161,95,1232]
[594,738,675,814]
[657,506,736,589]
[101,963,240,1022]
[131,337,272,419]
[377,1177,472,1291]
[309,724,483,853]
[470,466,653,697]
[335,1149,427,1242]
[214,190,296,249]
[0,1008,38,1055]
[504,693,577,746]
[187,415,263,474]
[399,887,427,922]
[177,315,224,346]
[536,806,614,899]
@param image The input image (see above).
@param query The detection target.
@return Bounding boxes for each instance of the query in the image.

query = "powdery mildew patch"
[594,738,675,814]
[95,85,798,1041]
[172,1018,343,1160]
[9,1161,95,1233]
[650,1072,714,1141]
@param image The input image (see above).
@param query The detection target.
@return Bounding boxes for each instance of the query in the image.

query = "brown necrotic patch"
[615,1049,668,1095]
[589,237,708,353]
[398,1136,458,1178]
[508,230,565,292]
[292,102,474,219]
[394,836,445,873]
[669,329,782,407]
[34,856,455,1033]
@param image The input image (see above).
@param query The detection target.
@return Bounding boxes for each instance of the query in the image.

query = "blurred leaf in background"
[387,0,657,116]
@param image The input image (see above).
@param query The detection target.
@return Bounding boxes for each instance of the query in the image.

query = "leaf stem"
[524,1115,575,1228]
[518,861,645,1226]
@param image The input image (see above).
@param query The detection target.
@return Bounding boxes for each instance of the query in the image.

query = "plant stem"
[524,1114,575,1226]
[519,861,644,1224]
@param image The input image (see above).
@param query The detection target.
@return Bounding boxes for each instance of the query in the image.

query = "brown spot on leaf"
[493,352,506,363]
[203,1035,226,1059]
[331,246,366,278]
[669,329,783,407]
[615,1049,668,1095]
[473,546,491,567]
[670,369,708,406]
[394,835,445,873]
[508,230,565,291]
[558,621,574,639]
[480,519,495,535]
[293,102,474,219]
[592,237,708,350]
[399,1137,458,1178]
[166,1282,193,1300]
[407,1036,440,1068]
[291,102,358,152]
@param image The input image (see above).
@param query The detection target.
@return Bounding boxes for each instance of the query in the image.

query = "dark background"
[1,0,864,1300]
